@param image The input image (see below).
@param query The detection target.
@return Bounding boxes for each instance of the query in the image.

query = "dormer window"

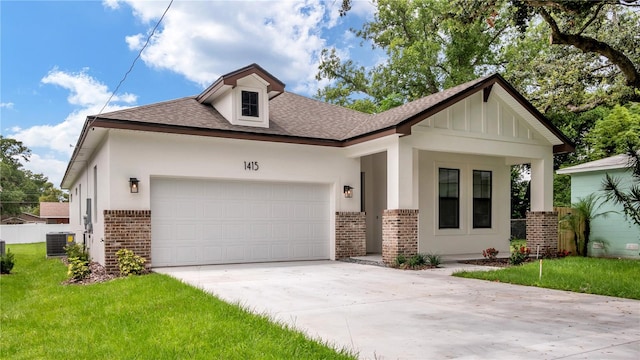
[198,64,284,129]
[241,91,259,117]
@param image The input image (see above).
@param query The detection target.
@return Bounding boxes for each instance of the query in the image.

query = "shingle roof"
[557,153,637,174]
[95,74,495,142]
[63,68,574,188]
[39,202,69,218]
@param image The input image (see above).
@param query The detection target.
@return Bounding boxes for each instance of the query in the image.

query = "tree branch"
[577,4,604,35]
[538,7,640,89]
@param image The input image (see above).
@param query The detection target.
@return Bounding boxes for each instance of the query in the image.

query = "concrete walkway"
[155,261,640,360]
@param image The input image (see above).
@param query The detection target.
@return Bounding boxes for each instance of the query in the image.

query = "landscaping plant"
[509,246,531,265]
[561,193,614,256]
[67,257,90,280]
[116,248,146,276]
[64,243,88,262]
[1,249,15,274]
[482,247,499,261]
[426,253,442,267]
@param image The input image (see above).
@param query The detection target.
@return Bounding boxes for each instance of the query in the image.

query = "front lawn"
[0,243,355,359]
[454,256,640,299]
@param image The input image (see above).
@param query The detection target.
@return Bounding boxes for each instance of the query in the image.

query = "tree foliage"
[586,103,640,160]
[0,136,67,216]
[328,0,640,113]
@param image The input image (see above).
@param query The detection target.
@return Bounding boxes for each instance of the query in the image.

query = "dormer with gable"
[196,64,285,128]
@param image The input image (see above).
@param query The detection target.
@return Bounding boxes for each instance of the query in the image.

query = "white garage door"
[151,178,330,267]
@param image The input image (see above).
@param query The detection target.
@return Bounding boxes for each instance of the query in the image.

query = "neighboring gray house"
[557,153,640,259]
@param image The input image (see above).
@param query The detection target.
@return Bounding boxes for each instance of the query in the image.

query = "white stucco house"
[61,64,573,273]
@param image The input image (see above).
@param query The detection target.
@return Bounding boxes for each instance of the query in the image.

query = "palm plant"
[602,145,640,229]
[561,193,615,257]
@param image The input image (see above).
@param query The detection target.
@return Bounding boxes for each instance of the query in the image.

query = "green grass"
[0,243,356,359]
[454,256,640,299]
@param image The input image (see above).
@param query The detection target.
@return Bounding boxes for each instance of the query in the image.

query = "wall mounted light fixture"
[343,185,353,198]
[129,178,140,193]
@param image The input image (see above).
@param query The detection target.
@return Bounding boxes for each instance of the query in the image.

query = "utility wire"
[94,0,174,118]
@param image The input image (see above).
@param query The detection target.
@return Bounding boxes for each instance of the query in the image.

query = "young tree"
[562,193,614,256]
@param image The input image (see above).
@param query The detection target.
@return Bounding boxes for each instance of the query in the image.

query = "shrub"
[394,254,407,267]
[67,258,90,280]
[407,253,427,267]
[557,249,571,258]
[1,250,15,274]
[64,243,89,262]
[116,249,146,276]
[425,253,441,267]
[509,245,531,265]
[482,247,499,261]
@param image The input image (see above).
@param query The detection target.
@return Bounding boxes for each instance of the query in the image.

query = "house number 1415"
[244,161,259,171]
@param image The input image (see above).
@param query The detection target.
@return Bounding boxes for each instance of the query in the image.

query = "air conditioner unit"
[46,232,75,257]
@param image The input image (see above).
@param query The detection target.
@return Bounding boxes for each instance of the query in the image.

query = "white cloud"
[21,153,69,189]
[0,102,15,109]
[41,68,137,107]
[116,0,354,95]
[9,70,135,186]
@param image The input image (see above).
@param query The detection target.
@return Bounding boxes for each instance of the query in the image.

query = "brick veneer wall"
[382,209,418,265]
[526,211,558,256]
[104,210,151,274]
[335,212,366,259]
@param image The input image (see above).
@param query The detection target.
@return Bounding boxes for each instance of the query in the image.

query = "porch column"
[527,154,557,255]
[383,140,419,264]
[529,155,553,212]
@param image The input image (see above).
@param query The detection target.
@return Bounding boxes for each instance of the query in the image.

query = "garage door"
[151,178,330,267]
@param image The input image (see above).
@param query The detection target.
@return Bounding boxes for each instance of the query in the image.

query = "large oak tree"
[325,0,639,113]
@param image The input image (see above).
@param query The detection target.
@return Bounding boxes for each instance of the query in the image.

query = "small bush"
[482,247,499,261]
[394,254,407,267]
[557,249,571,258]
[509,245,531,265]
[407,253,427,267]
[116,249,146,276]
[64,243,89,262]
[67,258,90,280]
[425,253,441,267]
[1,250,15,274]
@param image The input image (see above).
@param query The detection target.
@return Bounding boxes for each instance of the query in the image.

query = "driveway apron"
[155,261,640,360]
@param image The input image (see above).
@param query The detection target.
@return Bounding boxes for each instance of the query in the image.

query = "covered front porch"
[332,76,569,265]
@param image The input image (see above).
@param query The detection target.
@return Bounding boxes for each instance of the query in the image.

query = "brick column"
[104,210,151,274]
[382,209,418,265]
[526,211,558,256]
[335,212,366,259]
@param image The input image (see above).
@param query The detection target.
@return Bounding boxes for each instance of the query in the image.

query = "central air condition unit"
[46,232,75,257]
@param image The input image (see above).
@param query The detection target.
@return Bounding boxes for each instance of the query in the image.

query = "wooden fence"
[555,206,584,255]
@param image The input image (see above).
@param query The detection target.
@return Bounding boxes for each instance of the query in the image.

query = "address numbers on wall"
[244,161,259,171]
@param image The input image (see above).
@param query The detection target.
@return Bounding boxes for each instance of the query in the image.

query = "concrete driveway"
[155,261,640,360]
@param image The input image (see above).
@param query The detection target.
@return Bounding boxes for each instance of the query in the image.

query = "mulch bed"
[459,258,534,267]
[61,258,117,285]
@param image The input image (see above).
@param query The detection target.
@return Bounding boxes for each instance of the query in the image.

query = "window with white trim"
[439,168,459,229]
[473,170,492,228]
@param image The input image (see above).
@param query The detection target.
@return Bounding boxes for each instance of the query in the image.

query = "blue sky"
[1,0,379,187]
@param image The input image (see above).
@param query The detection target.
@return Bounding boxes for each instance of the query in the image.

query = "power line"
[94,0,174,118]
